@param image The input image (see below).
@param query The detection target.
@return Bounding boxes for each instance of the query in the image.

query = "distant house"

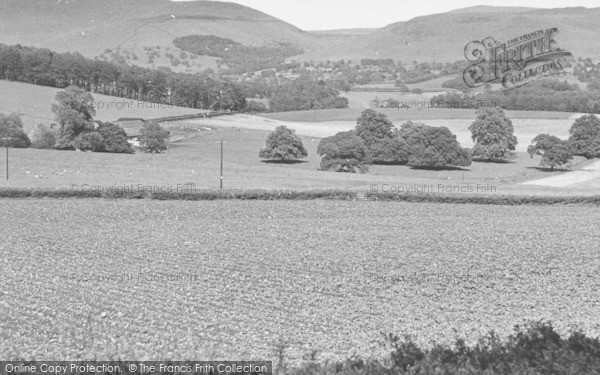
[114,118,146,146]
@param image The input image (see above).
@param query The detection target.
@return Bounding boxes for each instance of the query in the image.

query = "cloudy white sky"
[172,0,599,30]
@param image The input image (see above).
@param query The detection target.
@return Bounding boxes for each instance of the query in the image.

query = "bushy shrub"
[29,124,57,149]
[285,321,600,375]
[0,113,31,148]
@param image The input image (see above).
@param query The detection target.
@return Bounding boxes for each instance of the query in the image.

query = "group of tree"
[526,114,600,170]
[0,43,246,111]
[0,113,31,148]
[431,80,600,113]
[269,75,349,112]
[1,86,169,154]
[173,35,303,75]
[258,109,473,173]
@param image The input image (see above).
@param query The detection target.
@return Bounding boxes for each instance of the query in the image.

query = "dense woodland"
[173,35,303,74]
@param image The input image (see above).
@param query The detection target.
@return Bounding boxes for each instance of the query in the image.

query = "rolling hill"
[301,6,600,62]
[0,0,317,71]
[0,1,599,68]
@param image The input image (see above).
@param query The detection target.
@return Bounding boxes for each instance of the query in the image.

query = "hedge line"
[1,188,600,205]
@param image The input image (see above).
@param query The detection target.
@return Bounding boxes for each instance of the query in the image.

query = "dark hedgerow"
[283,321,600,375]
[2,188,600,205]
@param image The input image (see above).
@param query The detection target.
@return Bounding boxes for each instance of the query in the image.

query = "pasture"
[195,113,578,153]
[0,80,204,133]
[1,124,596,195]
[2,200,600,363]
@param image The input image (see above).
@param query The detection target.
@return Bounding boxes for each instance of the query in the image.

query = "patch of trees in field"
[173,35,303,74]
[431,80,600,113]
[257,108,600,173]
[269,75,349,112]
[0,86,169,154]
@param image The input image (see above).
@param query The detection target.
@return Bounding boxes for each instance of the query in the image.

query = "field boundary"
[148,110,240,123]
[1,188,600,205]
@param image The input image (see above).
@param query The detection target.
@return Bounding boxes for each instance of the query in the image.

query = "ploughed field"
[2,200,600,363]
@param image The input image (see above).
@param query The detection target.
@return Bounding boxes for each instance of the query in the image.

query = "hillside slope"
[0,0,316,60]
[1,2,600,67]
[301,6,600,62]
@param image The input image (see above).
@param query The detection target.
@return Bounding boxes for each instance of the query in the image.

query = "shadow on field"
[409,166,471,171]
[261,160,308,165]
[526,166,572,172]
[472,158,517,164]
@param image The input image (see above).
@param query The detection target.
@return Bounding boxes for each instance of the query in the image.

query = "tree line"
[258,108,600,172]
[0,43,248,111]
[431,80,600,113]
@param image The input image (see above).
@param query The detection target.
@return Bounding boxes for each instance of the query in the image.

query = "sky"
[172,0,600,30]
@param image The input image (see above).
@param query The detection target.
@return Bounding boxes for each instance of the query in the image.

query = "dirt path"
[523,160,600,187]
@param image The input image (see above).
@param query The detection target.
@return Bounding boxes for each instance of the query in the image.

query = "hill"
[0,0,316,71]
[1,2,600,69]
[301,6,600,62]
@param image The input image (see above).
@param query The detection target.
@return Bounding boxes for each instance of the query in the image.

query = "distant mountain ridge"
[0,1,599,67]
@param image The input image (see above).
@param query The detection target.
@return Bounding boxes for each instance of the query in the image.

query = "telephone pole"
[2,138,12,180]
[216,140,227,189]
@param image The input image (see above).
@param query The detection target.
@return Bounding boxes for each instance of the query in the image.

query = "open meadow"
[0,81,205,132]
[2,199,600,363]
[1,124,597,195]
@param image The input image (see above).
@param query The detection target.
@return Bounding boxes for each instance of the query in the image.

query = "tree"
[52,86,96,149]
[354,109,409,164]
[140,122,169,153]
[317,131,371,173]
[29,124,57,149]
[354,109,394,149]
[394,81,410,92]
[0,113,31,148]
[401,124,471,169]
[246,100,269,113]
[528,134,574,171]
[72,132,104,152]
[569,114,600,158]
[370,137,409,164]
[97,122,134,154]
[259,125,307,162]
[469,107,518,162]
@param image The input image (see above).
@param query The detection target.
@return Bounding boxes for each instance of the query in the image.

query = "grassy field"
[1,124,596,195]
[2,200,599,362]
[197,113,578,153]
[260,106,579,122]
[0,81,204,132]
